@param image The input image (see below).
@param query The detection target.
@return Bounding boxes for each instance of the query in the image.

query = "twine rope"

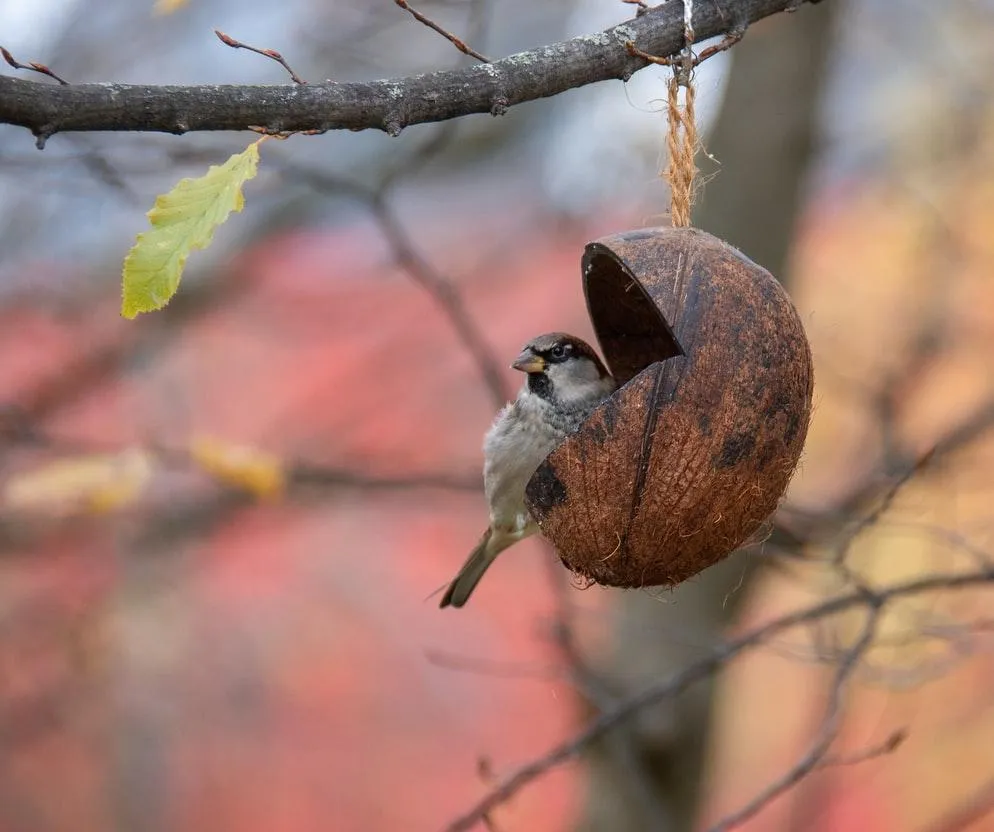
[664,0,698,228]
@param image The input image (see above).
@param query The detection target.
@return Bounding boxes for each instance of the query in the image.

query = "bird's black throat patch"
[527,372,553,401]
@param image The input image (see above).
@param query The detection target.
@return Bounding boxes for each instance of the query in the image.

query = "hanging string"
[664,0,698,228]
[665,77,697,227]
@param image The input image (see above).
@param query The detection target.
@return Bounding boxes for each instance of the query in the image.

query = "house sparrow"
[440,333,616,608]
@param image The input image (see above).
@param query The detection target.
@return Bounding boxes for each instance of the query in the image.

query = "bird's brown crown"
[521,333,610,378]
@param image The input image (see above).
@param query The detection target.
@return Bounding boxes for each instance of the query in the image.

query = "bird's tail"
[439,528,521,609]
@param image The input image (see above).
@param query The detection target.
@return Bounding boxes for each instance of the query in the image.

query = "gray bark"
[0,0,823,146]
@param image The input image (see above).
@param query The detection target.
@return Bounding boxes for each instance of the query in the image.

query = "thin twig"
[624,29,744,70]
[694,29,745,64]
[832,447,936,566]
[544,560,674,827]
[621,0,650,17]
[214,29,307,84]
[277,162,511,409]
[445,567,994,831]
[369,194,510,408]
[475,758,504,832]
[818,728,906,769]
[393,0,491,63]
[625,41,677,67]
[545,561,615,703]
[0,46,69,85]
[779,396,994,545]
[706,610,881,831]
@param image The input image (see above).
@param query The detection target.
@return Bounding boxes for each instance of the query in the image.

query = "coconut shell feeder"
[523,226,814,589]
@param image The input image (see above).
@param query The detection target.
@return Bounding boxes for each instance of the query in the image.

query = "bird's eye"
[551,343,569,360]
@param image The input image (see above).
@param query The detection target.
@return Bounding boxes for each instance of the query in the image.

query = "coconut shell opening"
[582,238,684,385]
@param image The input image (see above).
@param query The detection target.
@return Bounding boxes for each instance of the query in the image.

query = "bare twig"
[0,46,69,85]
[71,148,142,204]
[694,29,745,64]
[393,0,491,63]
[278,162,511,409]
[543,560,674,827]
[778,396,994,546]
[369,194,510,409]
[624,41,678,67]
[831,446,936,566]
[475,758,503,832]
[214,29,307,84]
[624,29,744,69]
[706,611,880,832]
[621,0,650,17]
[445,567,994,831]
[818,728,906,768]
[545,561,614,704]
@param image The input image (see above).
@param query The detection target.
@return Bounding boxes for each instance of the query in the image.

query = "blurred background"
[2,1,994,830]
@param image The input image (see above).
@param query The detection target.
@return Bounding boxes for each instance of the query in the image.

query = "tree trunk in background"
[576,4,839,830]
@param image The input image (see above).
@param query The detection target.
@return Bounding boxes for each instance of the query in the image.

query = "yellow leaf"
[189,437,285,498]
[121,141,261,318]
[2,449,153,516]
[153,0,189,14]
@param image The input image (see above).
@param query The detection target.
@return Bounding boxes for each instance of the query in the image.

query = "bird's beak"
[511,349,545,374]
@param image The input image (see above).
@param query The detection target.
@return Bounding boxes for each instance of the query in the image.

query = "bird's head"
[511,332,615,408]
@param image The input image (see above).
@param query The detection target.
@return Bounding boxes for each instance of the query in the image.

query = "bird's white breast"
[482,392,566,533]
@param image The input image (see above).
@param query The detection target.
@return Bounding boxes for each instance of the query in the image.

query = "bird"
[440,332,616,608]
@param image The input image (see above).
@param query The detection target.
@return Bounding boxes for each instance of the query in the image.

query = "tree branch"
[0,0,823,146]
[706,609,880,832]
[444,566,994,831]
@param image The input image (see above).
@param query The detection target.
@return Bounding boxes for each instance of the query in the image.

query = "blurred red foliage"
[0,221,616,831]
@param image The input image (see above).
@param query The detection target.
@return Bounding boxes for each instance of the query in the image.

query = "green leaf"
[121,141,261,318]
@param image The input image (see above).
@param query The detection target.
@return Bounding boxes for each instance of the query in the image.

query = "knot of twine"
[664,0,698,228]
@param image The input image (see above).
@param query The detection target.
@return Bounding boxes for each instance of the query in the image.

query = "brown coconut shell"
[523,227,813,588]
